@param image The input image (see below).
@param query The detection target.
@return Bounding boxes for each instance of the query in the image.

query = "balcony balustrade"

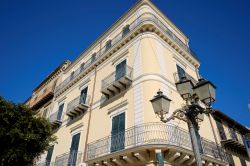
[86,123,228,165]
[30,86,54,110]
[35,161,54,166]
[66,95,90,119]
[49,110,63,128]
[173,72,198,85]
[55,12,199,95]
[101,65,132,98]
[54,151,82,166]
[221,128,246,153]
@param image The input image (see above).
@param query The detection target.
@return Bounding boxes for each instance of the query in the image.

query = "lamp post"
[150,77,216,166]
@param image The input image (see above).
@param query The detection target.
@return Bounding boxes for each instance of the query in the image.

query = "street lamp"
[150,77,216,166]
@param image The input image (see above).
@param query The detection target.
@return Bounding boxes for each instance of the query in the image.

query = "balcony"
[101,66,132,98]
[55,12,198,96]
[66,95,90,119]
[49,110,63,128]
[30,86,54,110]
[173,72,198,85]
[221,128,246,154]
[86,123,228,166]
[54,151,82,166]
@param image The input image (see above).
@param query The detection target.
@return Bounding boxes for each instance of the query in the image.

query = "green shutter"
[111,113,125,152]
[68,133,81,166]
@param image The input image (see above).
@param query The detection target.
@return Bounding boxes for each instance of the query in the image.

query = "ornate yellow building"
[26,0,250,165]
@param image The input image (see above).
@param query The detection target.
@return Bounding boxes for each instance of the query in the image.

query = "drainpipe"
[83,66,98,161]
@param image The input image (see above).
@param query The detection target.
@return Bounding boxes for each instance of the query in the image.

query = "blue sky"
[0,0,250,127]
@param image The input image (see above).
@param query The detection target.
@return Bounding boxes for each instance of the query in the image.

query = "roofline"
[212,110,250,134]
[65,0,193,73]
[33,60,71,92]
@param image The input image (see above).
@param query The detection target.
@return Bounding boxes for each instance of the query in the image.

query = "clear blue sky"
[0,0,250,127]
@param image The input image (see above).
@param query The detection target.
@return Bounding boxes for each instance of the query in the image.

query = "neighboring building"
[25,60,71,119]
[29,0,250,166]
[211,110,250,166]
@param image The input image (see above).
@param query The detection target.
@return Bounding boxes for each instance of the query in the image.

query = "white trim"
[109,105,128,133]
[70,123,84,135]
[112,50,129,66]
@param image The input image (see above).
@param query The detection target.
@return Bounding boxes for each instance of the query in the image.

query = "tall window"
[80,63,85,71]
[122,25,130,37]
[45,145,54,166]
[240,157,247,166]
[70,71,74,80]
[105,40,112,51]
[91,53,96,63]
[57,104,64,121]
[111,112,125,152]
[228,127,238,141]
[80,87,88,104]
[115,60,126,81]
[215,118,227,140]
[42,108,48,118]
[176,64,186,81]
[68,133,81,166]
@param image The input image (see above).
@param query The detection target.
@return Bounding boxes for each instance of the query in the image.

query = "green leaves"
[0,96,56,166]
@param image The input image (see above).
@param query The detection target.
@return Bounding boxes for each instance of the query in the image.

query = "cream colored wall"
[37,1,250,165]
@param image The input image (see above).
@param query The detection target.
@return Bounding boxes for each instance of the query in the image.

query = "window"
[80,63,85,71]
[68,133,81,166]
[240,157,247,166]
[176,64,186,81]
[227,154,235,166]
[42,108,48,118]
[45,145,54,166]
[115,60,127,81]
[57,104,64,121]
[122,25,130,37]
[80,87,88,104]
[215,118,227,140]
[111,112,125,152]
[70,71,74,80]
[228,128,238,141]
[91,53,96,63]
[105,40,112,51]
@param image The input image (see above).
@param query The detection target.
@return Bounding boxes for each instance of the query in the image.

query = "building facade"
[27,0,250,165]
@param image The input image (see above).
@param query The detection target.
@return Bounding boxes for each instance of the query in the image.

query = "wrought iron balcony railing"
[220,127,246,153]
[86,123,228,163]
[173,72,198,85]
[54,151,82,166]
[66,95,90,118]
[101,65,133,98]
[55,12,199,94]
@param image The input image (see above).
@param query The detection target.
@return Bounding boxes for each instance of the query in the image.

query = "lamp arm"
[160,109,187,123]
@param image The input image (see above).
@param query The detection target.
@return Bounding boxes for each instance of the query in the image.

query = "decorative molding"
[70,123,84,134]
[107,100,128,115]
[79,78,91,90]
[112,50,129,65]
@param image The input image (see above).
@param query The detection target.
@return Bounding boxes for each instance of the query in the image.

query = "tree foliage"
[0,96,56,166]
